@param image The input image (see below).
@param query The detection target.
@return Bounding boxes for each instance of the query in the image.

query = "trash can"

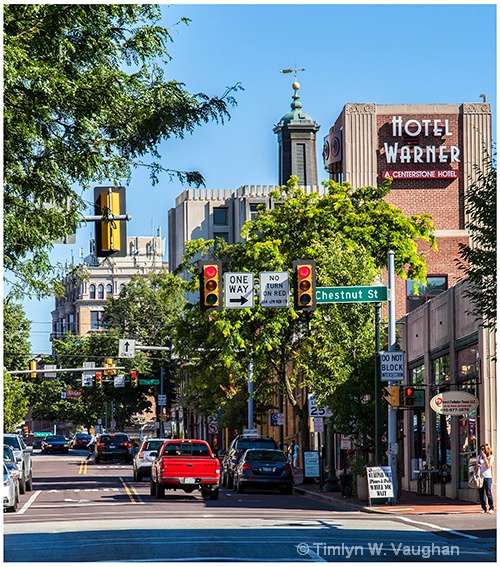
[339,473,353,498]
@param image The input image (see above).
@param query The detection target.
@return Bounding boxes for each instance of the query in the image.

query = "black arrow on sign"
[124,341,130,351]
[229,296,249,305]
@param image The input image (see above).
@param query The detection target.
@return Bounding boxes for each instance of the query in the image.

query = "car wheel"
[150,479,156,496]
[155,482,165,499]
[133,469,138,481]
[236,478,244,494]
[227,472,234,489]
[18,474,26,495]
[26,473,33,492]
[209,487,219,500]
[136,471,143,482]
[220,470,227,488]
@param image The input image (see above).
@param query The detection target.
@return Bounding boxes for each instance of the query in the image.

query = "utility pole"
[374,303,382,465]
[387,250,398,502]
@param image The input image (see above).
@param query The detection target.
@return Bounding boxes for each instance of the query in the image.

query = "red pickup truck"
[150,439,220,500]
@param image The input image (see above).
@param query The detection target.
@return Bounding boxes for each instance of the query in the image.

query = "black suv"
[95,433,133,464]
[221,435,278,488]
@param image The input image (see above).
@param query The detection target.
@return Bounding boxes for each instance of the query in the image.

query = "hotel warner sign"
[382,116,460,180]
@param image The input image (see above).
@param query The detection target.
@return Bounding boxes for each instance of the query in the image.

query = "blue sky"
[19,3,497,354]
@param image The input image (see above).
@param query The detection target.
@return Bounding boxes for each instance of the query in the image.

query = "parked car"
[221,435,278,489]
[95,433,133,464]
[150,439,220,500]
[133,438,169,481]
[233,448,293,494]
[41,435,70,454]
[3,462,19,512]
[71,433,92,450]
[3,434,32,494]
[3,446,21,482]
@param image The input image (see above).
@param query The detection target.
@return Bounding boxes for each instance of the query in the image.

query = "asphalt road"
[4,451,496,562]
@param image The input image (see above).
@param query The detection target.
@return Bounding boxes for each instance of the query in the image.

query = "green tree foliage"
[4,4,240,298]
[3,298,32,371]
[175,177,436,433]
[457,153,497,326]
[3,300,32,430]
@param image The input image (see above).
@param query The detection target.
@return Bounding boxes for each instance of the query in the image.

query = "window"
[120,284,126,294]
[106,284,113,297]
[91,311,103,330]
[98,284,104,299]
[68,314,74,333]
[458,344,479,381]
[213,232,229,243]
[213,207,228,225]
[406,275,448,312]
[90,284,96,299]
[432,354,450,386]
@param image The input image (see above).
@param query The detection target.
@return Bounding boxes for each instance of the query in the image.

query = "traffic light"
[22,426,29,437]
[402,386,415,408]
[293,260,317,311]
[94,186,126,257]
[384,385,400,407]
[95,372,103,387]
[103,358,116,376]
[130,371,138,388]
[199,260,222,311]
[29,359,37,378]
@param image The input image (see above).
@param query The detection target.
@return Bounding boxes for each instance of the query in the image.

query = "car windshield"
[245,451,286,462]
[144,440,165,451]
[4,437,22,450]
[163,442,210,456]
[237,439,276,450]
[46,436,66,442]
[101,435,128,443]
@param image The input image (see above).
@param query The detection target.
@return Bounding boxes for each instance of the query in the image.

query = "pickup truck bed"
[150,439,220,500]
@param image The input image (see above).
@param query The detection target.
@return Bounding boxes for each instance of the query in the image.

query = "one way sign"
[224,272,254,309]
[118,339,136,359]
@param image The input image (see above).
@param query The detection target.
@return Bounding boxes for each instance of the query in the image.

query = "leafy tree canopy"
[4,4,240,298]
[457,152,497,326]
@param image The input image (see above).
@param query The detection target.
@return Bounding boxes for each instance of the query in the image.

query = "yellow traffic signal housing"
[384,385,400,407]
[95,372,103,387]
[293,260,317,311]
[29,359,37,378]
[199,260,222,311]
[103,358,116,376]
[130,371,138,387]
[94,186,126,257]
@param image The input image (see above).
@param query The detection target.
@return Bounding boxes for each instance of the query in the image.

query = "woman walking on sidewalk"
[477,443,494,514]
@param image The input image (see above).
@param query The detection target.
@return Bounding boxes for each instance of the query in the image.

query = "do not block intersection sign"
[380,351,405,382]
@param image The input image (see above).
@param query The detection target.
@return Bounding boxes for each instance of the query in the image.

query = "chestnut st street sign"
[316,285,388,304]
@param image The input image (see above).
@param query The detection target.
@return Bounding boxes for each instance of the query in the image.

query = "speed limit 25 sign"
[307,394,333,417]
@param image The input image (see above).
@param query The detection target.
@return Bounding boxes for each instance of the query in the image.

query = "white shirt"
[479,454,494,478]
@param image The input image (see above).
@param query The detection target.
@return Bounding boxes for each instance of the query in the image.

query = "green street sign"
[139,379,160,385]
[33,432,50,437]
[316,285,388,304]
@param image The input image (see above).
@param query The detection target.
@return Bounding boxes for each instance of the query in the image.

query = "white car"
[133,438,169,481]
[4,434,33,494]
[3,462,19,512]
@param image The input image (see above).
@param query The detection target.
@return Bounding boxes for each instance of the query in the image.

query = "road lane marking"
[120,477,144,504]
[394,515,480,540]
[17,490,42,514]
[78,460,88,475]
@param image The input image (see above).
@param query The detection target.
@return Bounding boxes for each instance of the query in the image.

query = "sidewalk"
[292,468,484,515]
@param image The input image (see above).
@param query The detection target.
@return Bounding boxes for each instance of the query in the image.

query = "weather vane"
[280,66,306,81]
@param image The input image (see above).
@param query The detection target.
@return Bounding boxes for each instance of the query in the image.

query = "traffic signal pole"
[374,303,382,466]
[387,250,398,503]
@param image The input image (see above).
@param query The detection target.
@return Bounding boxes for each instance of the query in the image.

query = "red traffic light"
[204,265,217,279]
[293,260,317,311]
[199,261,222,311]
[298,265,311,279]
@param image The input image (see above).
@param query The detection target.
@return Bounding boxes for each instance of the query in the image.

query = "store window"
[410,364,426,477]
[458,344,479,380]
[432,354,451,387]
[406,275,448,312]
[213,207,228,225]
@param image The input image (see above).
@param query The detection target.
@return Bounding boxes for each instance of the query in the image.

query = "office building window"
[91,311,102,330]
[90,284,96,299]
[98,284,104,299]
[406,275,447,312]
[107,284,113,297]
[120,284,126,294]
[213,207,228,225]
[68,314,75,333]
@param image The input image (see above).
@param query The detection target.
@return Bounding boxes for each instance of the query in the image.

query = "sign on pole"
[380,351,405,382]
[118,339,136,358]
[157,394,167,406]
[114,374,125,388]
[259,272,290,308]
[224,272,254,308]
[303,451,321,478]
[316,285,388,304]
[307,394,332,417]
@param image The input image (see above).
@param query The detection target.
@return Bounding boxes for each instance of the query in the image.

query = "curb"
[293,485,385,514]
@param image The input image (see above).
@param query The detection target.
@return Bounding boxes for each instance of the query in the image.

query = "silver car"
[3,462,19,512]
[4,434,33,494]
[133,438,169,481]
